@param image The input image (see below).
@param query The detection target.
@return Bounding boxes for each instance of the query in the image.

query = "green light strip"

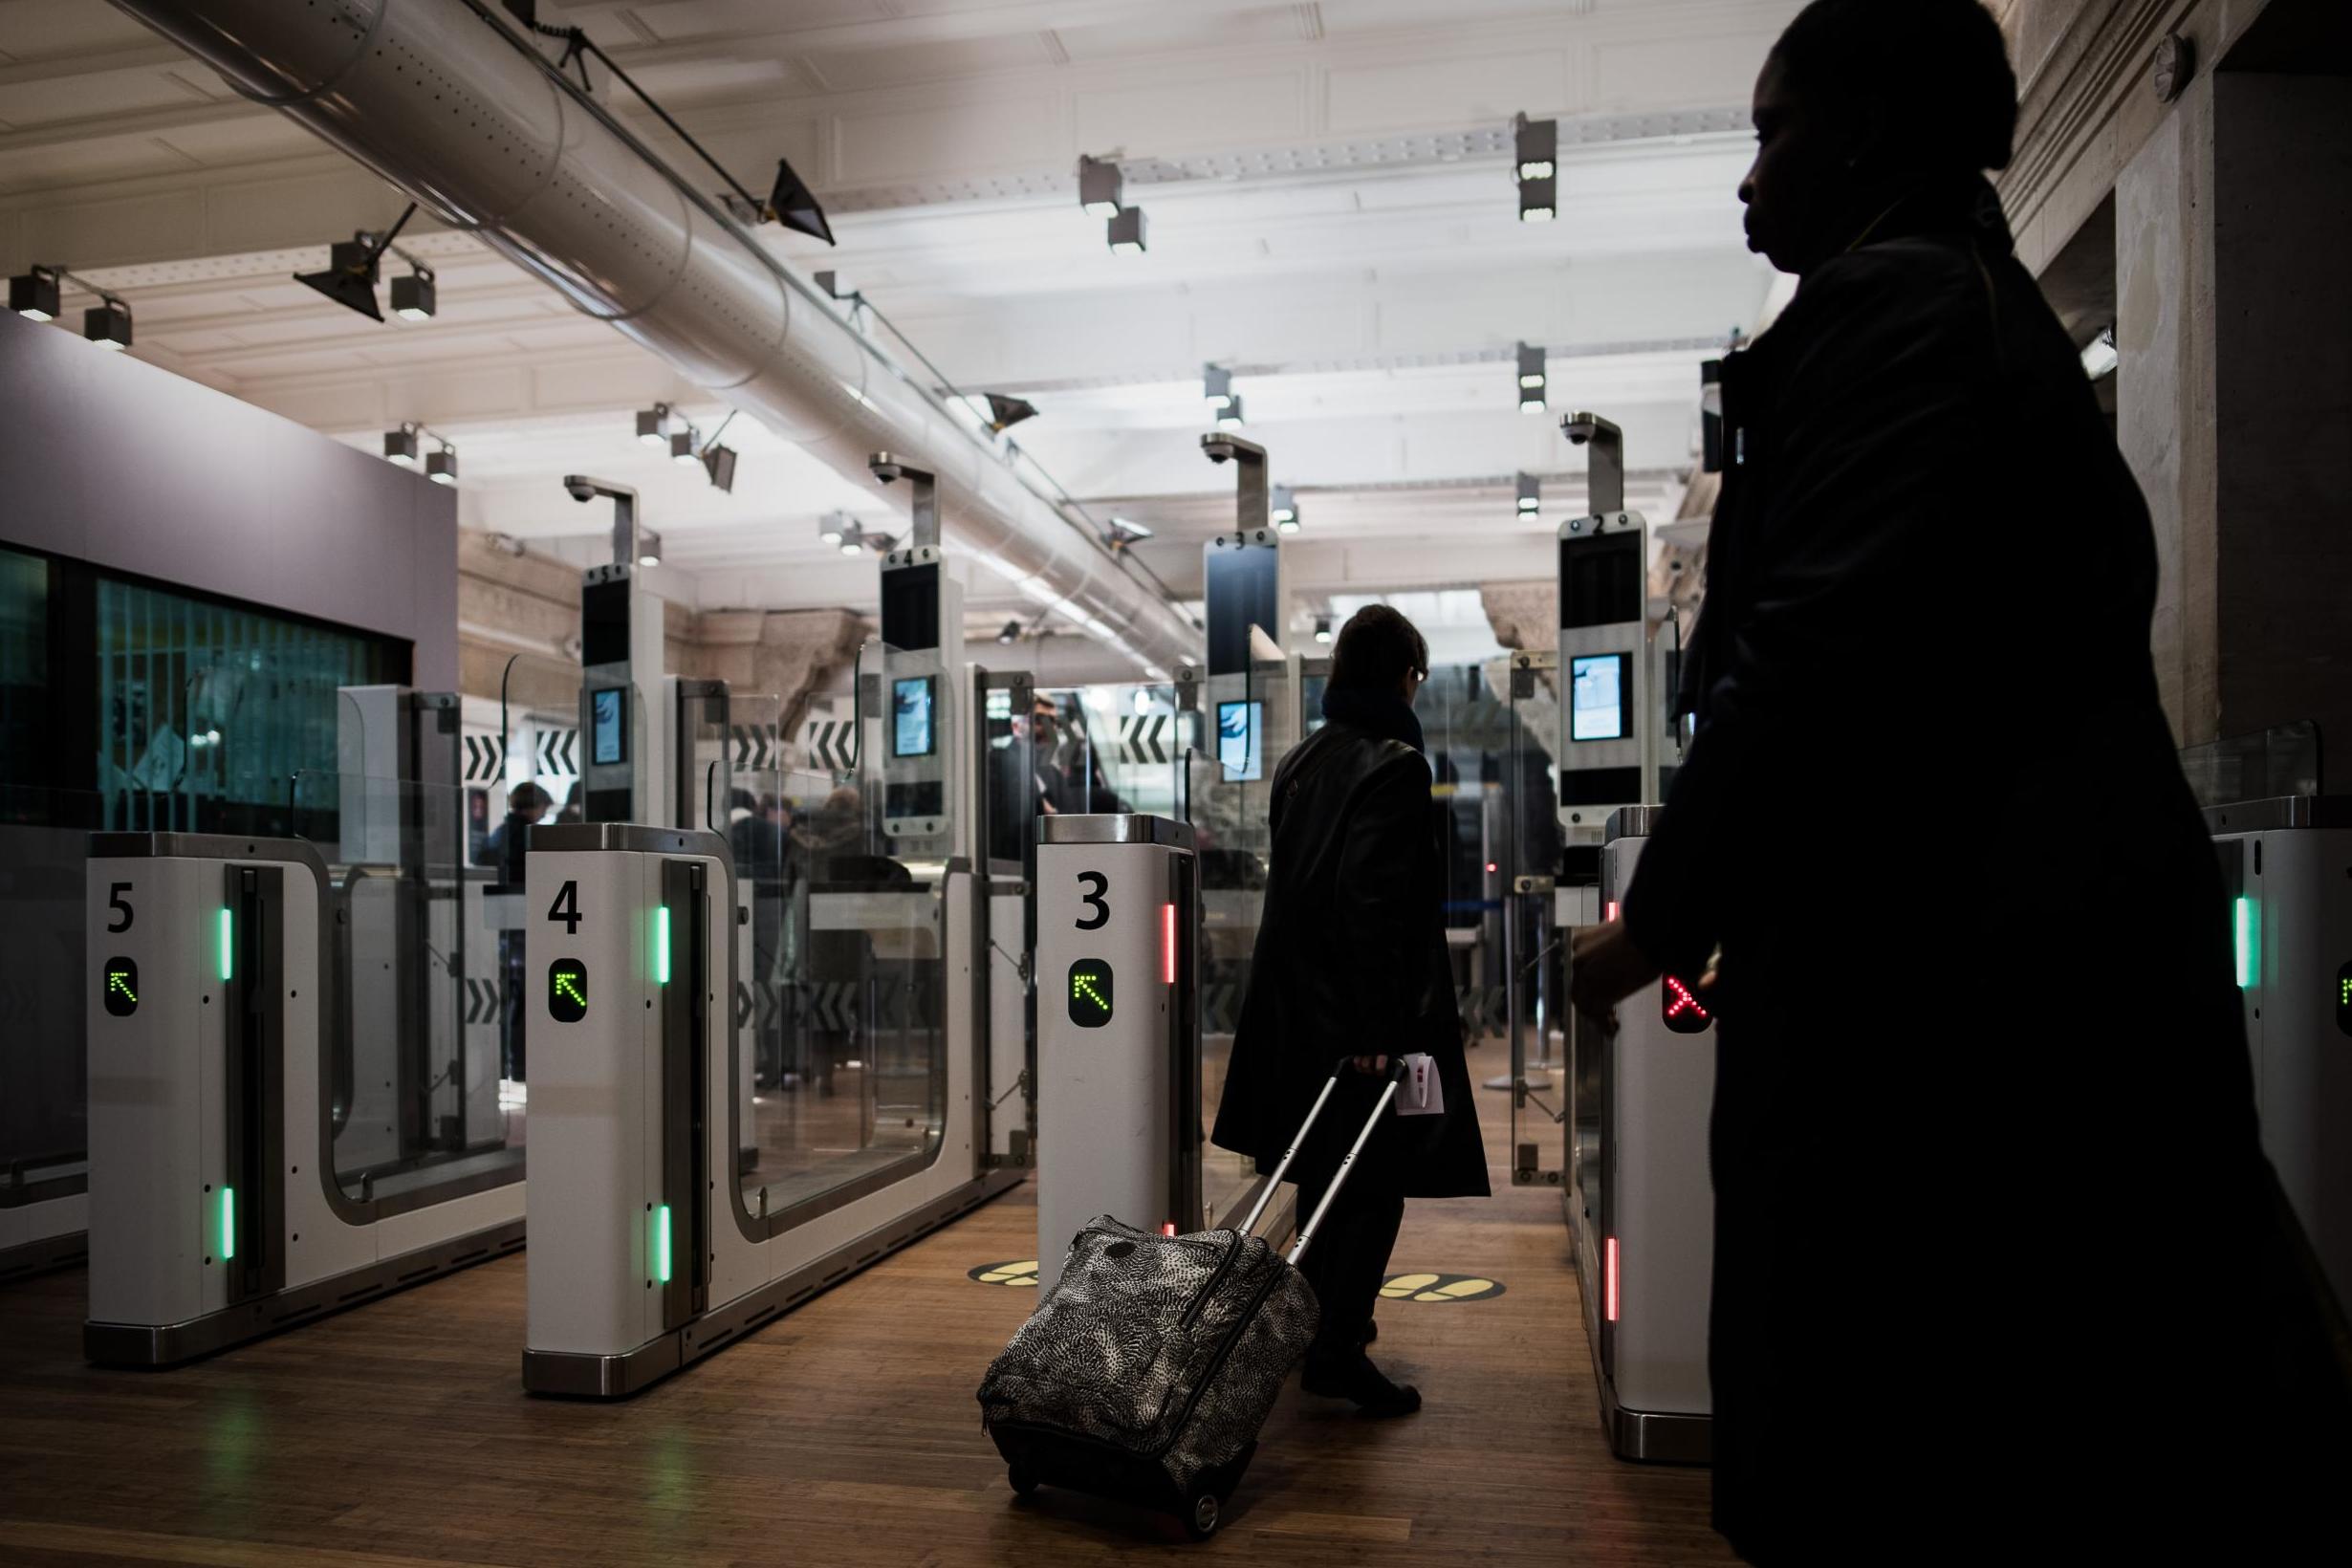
[654,1204,672,1284]
[218,906,233,982]
[2233,897,2256,990]
[220,1186,235,1262]
[654,905,671,986]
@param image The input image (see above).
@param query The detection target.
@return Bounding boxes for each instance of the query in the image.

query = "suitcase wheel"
[1007,1463,1039,1497]
[1185,1492,1220,1540]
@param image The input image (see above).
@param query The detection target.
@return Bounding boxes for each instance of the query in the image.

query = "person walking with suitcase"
[1211,604,1489,1416]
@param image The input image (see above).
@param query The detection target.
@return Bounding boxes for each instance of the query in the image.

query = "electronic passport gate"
[1034,815,1202,1292]
[523,824,1013,1396]
[2209,795,2352,1315]
[1570,807,1713,1462]
[83,835,525,1366]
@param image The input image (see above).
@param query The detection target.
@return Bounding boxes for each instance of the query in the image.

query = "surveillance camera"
[1203,438,1235,465]
[563,474,597,503]
[868,452,904,485]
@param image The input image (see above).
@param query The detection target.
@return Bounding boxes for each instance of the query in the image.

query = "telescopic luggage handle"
[1234,1056,1410,1266]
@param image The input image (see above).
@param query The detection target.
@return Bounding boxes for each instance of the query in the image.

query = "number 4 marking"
[549,880,581,935]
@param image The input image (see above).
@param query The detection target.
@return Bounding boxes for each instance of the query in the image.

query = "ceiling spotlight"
[1215,394,1245,432]
[426,445,459,487]
[83,295,132,351]
[669,428,702,468]
[1518,340,1547,392]
[1107,206,1147,255]
[9,264,61,322]
[1106,515,1155,550]
[862,531,897,555]
[1203,363,1233,411]
[637,403,673,446]
[1271,485,1297,527]
[1518,173,1557,224]
[983,392,1038,434]
[1314,615,1333,645]
[818,511,851,547]
[1078,155,1123,220]
[294,237,386,320]
[637,530,663,567]
[2081,324,2119,381]
[390,268,437,321]
[702,443,739,492]
[837,520,866,556]
[997,620,1022,646]
[1514,112,1557,182]
[383,424,421,467]
[1517,471,1541,513]
[767,157,837,246]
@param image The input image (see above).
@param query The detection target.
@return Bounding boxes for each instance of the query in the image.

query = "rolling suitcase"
[977,1057,1407,1539]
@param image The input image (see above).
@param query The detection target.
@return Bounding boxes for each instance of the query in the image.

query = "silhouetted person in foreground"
[1569,5,2349,1561]
[1214,605,1487,1416]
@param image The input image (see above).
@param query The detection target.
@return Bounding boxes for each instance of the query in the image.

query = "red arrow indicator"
[1661,974,1711,1034]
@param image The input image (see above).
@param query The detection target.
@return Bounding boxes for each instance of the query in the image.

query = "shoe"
[1301,1351,1421,1417]
[1361,1318,1378,1348]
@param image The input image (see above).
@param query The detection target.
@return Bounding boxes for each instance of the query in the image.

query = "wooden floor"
[0,1036,1731,1566]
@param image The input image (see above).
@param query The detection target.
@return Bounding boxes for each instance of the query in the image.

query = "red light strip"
[1161,1222,1177,1237]
[1162,903,1177,985]
[1604,1236,1620,1322]
[1605,901,1621,924]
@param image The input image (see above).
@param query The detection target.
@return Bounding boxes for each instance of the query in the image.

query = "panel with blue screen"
[1217,699,1263,781]
[1570,654,1630,743]
[591,686,628,764]
[892,675,936,758]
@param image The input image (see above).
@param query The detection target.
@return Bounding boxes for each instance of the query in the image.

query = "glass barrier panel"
[292,771,525,1207]
[0,787,100,1212]
[499,651,585,829]
[2179,721,2322,809]
[737,644,948,1225]
[1034,683,1184,822]
[1495,658,1569,1183]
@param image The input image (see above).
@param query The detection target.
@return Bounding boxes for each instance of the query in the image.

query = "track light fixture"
[838,523,868,557]
[1107,206,1147,255]
[1203,363,1233,411]
[294,203,429,322]
[702,442,739,492]
[1272,485,1300,535]
[1078,155,1123,220]
[1517,165,1557,224]
[1314,615,1333,645]
[9,263,61,322]
[637,530,663,567]
[637,403,673,446]
[767,157,837,246]
[83,294,133,351]
[1518,341,1548,413]
[669,428,701,468]
[983,392,1038,434]
[10,263,134,349]
[1215,395,1245,432]
[381,420,457,484]
[818,511,852,548]
[427,446,459,487]
[383,423,422,467]
[1517,471,1541,514]
[997,620,1022,646]
[1106,516,1154,551]
[1514,113,1557,182]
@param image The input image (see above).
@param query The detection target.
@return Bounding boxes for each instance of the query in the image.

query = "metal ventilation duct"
[110,0,1197,673]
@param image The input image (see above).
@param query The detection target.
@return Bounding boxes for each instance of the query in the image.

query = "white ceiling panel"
[1072,68,1309,154]
[831,93,1060,184]
[0,62,209,127]
[1326,48,1576,134]
[1052,7,1311,64]
[802,32,1056,94]
[623,0,891,45]
[0,0,159,60]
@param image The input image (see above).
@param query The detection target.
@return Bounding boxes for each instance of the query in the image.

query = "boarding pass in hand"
[1396,1053,1444,1117]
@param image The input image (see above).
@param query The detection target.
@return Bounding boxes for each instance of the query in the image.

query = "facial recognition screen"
[1217,700,1264,782]
[1570,654,1630,743]
[591,686,628,765]
[891,676,937,758]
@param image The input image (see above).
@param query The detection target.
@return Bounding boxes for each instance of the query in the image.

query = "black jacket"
[1624,175,2343,1556]
[1210,703,1488,1200]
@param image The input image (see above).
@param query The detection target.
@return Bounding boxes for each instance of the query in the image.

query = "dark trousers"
[1294,1150,1404,1362]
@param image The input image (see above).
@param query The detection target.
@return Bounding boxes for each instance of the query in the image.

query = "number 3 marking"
[1076,872,1108,931]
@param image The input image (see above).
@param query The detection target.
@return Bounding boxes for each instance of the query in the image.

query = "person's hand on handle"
[1568,921,1662,1019]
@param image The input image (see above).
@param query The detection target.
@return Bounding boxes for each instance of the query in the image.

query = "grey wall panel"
[0,310,456,688]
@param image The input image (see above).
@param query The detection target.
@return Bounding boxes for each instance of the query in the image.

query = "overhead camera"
[1202,436,1239,465]
[867,452,930,488]
[563,473,599,503]
[1560,411,1620,448]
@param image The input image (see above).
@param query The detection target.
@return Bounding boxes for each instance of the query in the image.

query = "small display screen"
[1217,700,1263,782]
[549,958,588,1023]
[1570,654,1630,743]
[591,686,628,766]
[892,676,936,758]
[103,956,138,1017]
[1068,959,1114,1029]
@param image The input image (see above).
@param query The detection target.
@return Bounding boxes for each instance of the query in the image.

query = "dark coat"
[1210,715,1489,1201]
[1625,175,2345,1557]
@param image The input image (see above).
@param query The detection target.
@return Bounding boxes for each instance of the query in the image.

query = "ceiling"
[0,0,1799,668]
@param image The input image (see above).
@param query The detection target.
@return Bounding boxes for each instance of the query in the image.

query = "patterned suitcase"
[977,1059,1406,1538]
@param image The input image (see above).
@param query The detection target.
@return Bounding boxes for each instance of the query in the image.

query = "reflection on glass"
[0,786,100,1210]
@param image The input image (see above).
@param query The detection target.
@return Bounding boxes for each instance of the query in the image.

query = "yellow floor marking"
[1379,1272,1440,1297]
